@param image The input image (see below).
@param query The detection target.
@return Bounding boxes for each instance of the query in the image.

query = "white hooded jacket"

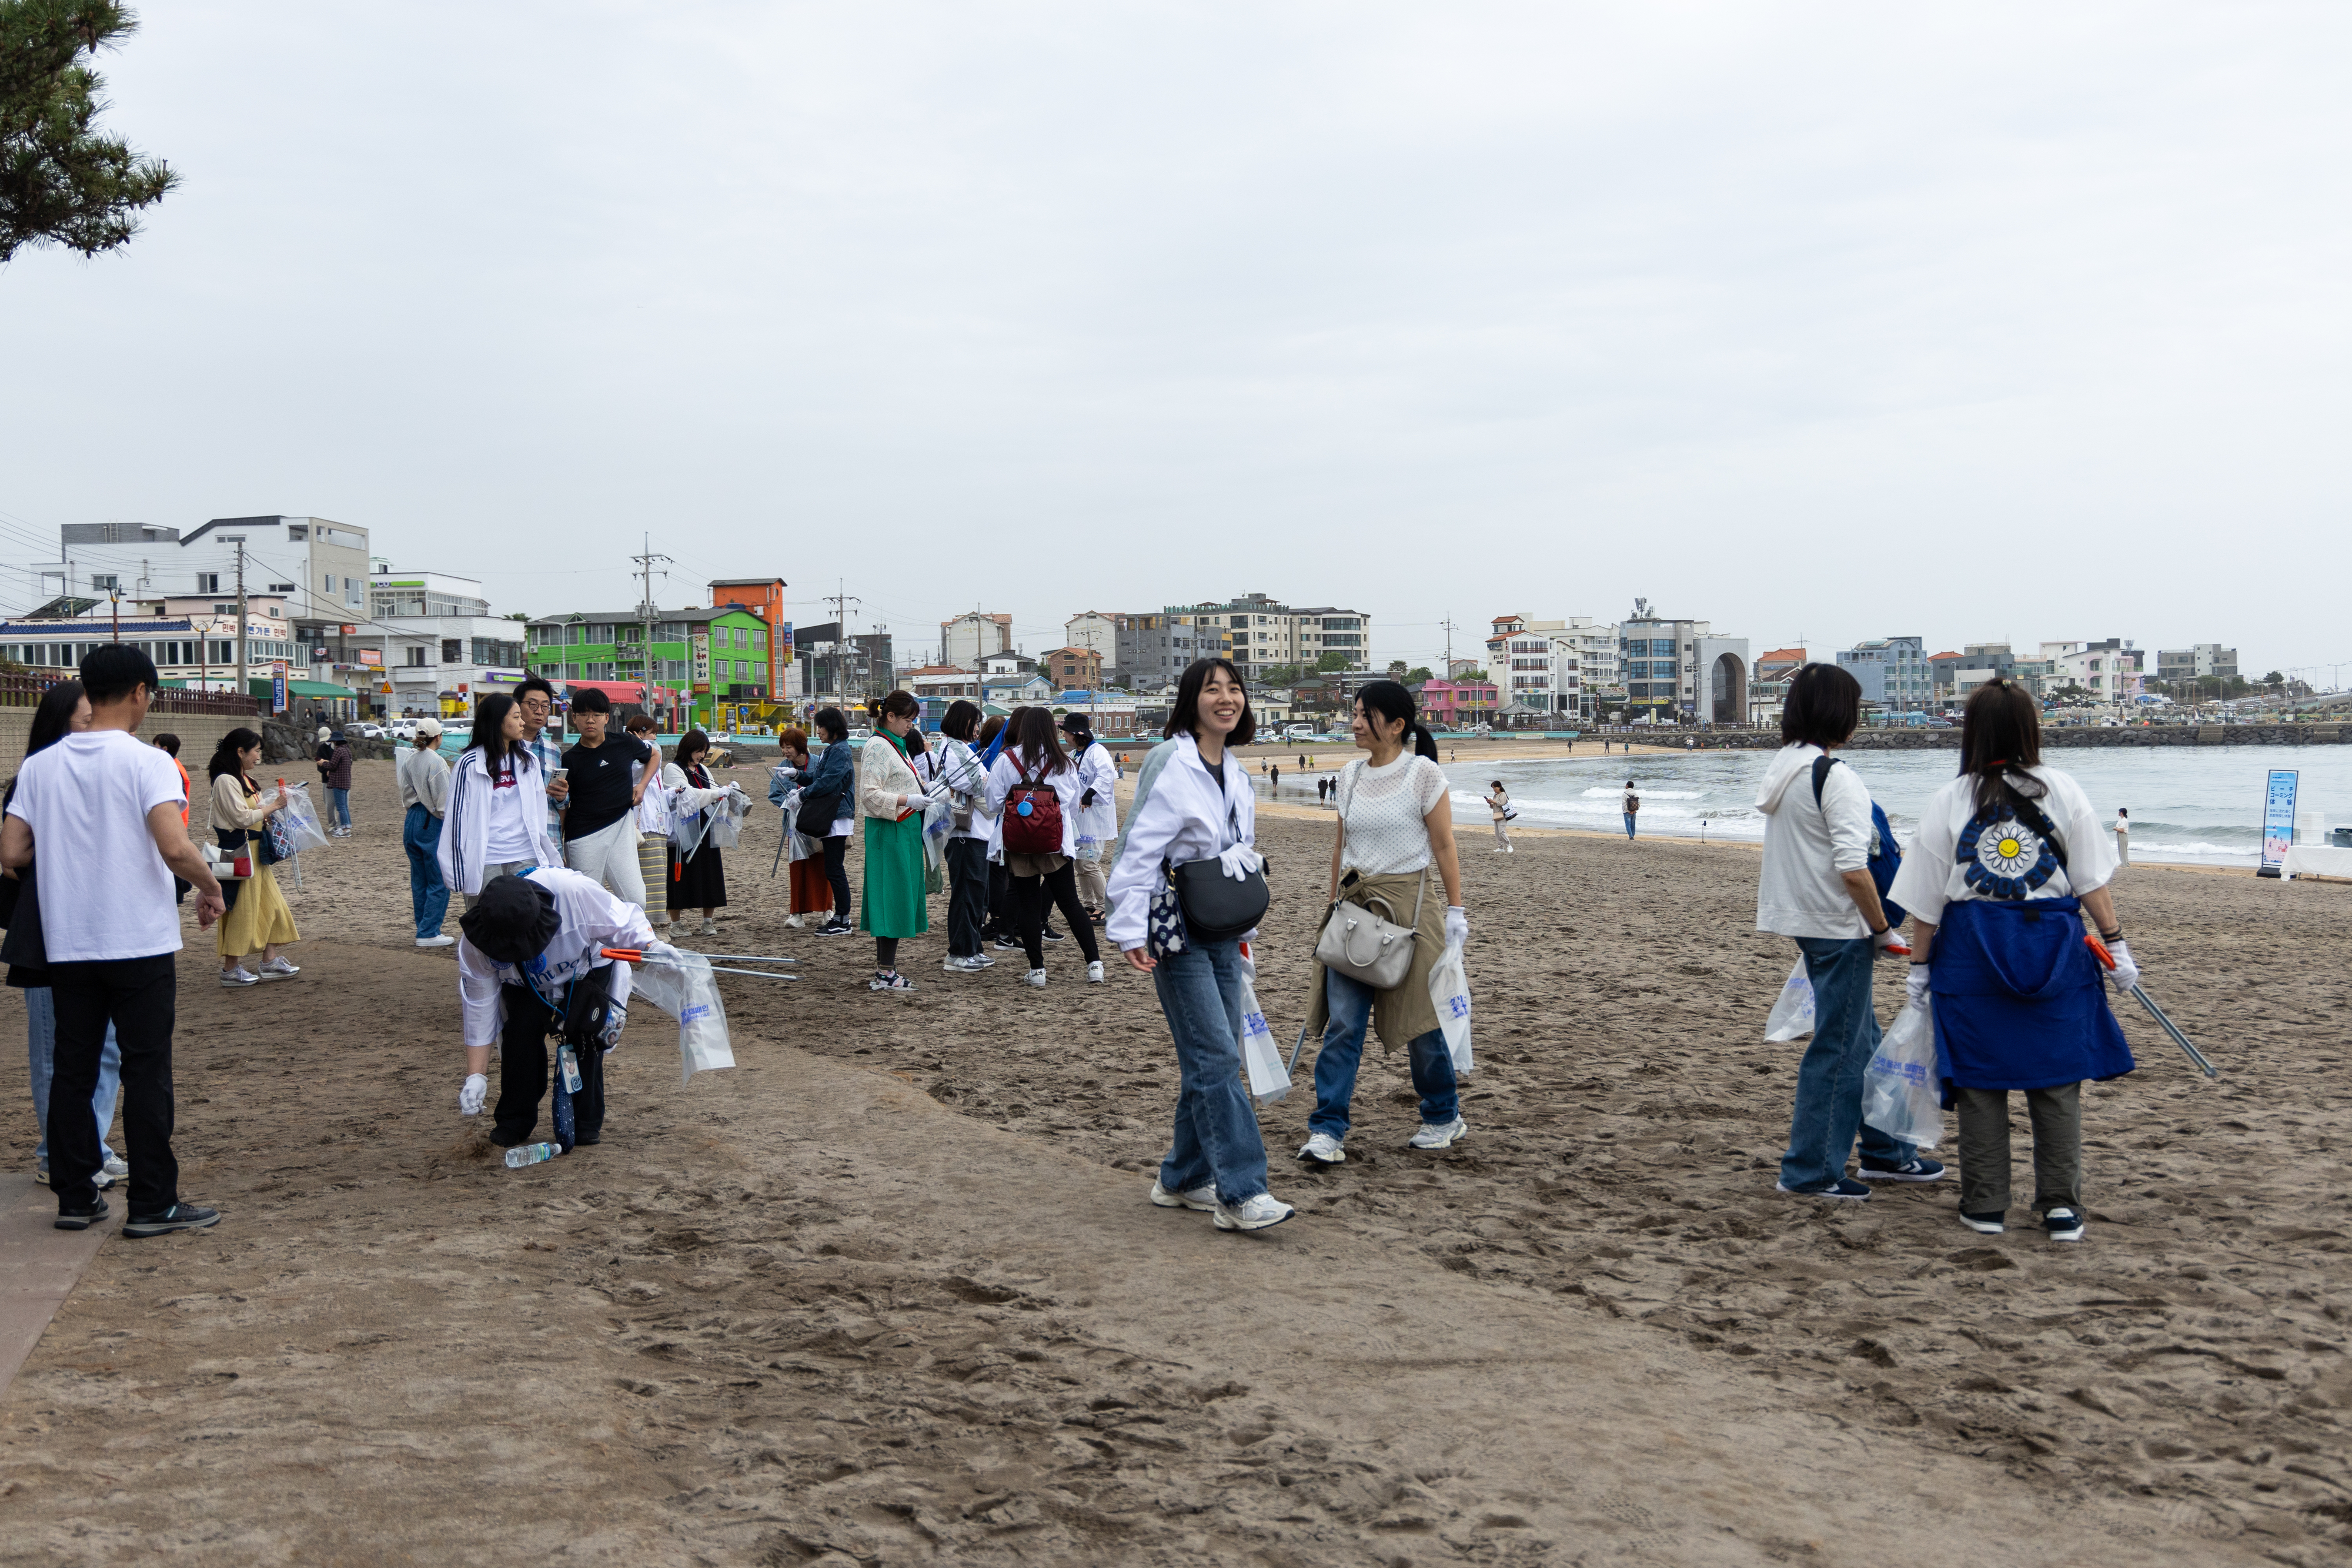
[1754,743,1876,940]
[1104,734,1255,952]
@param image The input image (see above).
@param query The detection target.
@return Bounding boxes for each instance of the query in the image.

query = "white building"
[1064,613,1118,665]
[2046,639,2142,703]
[1178,594,1371,680]
[57,517,375,669]
[1486,615,1565,715]
[940,611,1014,668]
[368,570,530,719]
[1621,610,1749,723]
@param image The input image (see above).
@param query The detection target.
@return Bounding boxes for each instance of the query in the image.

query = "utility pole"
[1440,614,1458,677]
[630,533,672,708]
[827,579,861,700]
[218,534,250,704]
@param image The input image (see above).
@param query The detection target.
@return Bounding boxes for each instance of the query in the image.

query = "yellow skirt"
[219,864,299,958]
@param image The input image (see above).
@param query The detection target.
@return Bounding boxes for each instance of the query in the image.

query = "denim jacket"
[801,739,856,824]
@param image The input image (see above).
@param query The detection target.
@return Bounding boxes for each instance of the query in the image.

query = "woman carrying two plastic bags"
[1107,658,1293,1233]
[1295,680,1469,1167]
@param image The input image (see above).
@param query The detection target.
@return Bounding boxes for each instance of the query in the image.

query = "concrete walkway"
[0,1174,108,1398]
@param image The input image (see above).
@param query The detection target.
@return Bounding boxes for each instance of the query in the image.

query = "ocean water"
[1281,747,2351,868]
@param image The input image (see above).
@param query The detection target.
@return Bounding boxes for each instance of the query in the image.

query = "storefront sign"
[2259,770,2299,878]
[690,631,711,691]
[358,648,382,667]
[271,661,287,714]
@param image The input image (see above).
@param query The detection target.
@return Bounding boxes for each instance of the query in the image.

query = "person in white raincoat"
[1062,713,1120,921]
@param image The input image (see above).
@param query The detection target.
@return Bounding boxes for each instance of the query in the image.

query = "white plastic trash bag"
[270,782,333,857]
[1765,958,1814,1041]
[629,948,736,1085]
[1235,951,1289,1104]
[1429,948,1474,1074]
[1862,997,1942,1151]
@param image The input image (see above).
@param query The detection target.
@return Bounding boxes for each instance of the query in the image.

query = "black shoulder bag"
[1167,789,1270,942]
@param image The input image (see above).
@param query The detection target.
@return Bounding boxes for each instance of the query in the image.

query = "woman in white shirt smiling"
[1107,658,1292,1232]
[1297,680,1468,1166]
[439,694,562,908]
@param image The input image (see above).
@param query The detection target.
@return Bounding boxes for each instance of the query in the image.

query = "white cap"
[414,717,443,740]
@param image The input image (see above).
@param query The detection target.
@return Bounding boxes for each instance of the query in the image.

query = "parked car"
[353,722,385,740]
[1281,723,1318,743]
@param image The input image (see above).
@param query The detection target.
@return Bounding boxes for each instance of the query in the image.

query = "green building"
[526,604,776,731]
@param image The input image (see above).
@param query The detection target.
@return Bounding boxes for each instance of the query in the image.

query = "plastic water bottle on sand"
[504,1142,562,1168]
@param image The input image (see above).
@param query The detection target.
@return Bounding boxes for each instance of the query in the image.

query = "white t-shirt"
[5,730,188,962]
[1887,764,2117,927]
[482,757,543,865]
[1337,754,1449,875]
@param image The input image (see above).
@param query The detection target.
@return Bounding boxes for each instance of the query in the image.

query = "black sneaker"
[2042,1206,2086,1243]
[1959,1210,2006,1234]
[54,1197,109,1231]
[1042,925,1067,944]
[123,1202,221,1238]
[993,935,1023,951]
[1857,1156,1947,1183]
[1773,1176,1870,1201]
[817,920,856,937]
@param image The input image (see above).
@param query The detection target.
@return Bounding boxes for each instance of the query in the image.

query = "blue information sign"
[2259,769,2299,878]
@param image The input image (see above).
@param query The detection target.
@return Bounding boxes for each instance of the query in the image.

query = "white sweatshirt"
[456,867,653,1047]
[1753,743,1875,940]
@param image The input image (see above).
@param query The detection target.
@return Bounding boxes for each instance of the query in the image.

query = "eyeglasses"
[519,697,551,711]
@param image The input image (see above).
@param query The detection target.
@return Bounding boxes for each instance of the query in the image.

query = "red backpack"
[1001,760,1064,855]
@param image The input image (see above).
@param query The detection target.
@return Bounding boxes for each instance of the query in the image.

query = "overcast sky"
[4,2,2347,681]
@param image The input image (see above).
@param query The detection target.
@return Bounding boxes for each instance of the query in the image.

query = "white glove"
[1443,906,1468,953]
[1216,844,1264,881]
[1905,967,1932,1010]
[459,1072,488,1116]
[642,940,681,965]
[2104,937,2140,993]
[1870,924,1909,956]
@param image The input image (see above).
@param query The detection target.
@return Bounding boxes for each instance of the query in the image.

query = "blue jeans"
[1309,968,1459,1138]
[26,987,120,1167]
[1624,812,1637,839]
[1780,936,1915,1191]
[1151,937,1269,1205]
[328,787,352,830]
[405,804,449,938]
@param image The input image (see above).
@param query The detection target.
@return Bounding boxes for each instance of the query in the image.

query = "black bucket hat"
[458,874,562,964]
[1059,713,1093,735]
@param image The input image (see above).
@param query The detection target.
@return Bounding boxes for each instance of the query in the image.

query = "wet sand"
[0,763,2346,1564]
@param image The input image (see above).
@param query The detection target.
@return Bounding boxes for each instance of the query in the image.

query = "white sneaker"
[942,954,990,974]
[1149,1179,1218,1211]
[258,956,300,979]
[415,934,456,948]
[102,1155,129,1181]
[1087,960,1104,984]
[1297,1132,1346,1166]
[1213,1193,1297,1232]
[967,952,996,968]
[784,914,803,928]
[1407,1117,1468,1151]
[220,967,259,987]
[1025,968,1047,988]
[699,919,719,936]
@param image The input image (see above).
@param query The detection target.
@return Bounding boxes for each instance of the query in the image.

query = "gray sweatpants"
[1953,1082,2082,1215]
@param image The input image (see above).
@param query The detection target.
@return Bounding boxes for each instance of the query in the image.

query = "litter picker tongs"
[2086,936,2218,1078]
[602,947,799,983]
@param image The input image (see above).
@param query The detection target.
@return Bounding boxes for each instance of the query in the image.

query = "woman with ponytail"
[1887,678,2136,1244]
[1295,680,1469,1165]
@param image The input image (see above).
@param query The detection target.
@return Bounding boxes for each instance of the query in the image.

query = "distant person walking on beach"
[1485,780,1514,853]
[318,731,354,836]
[4,646,227,1236]
[1297,680,1468,1167]
[398,718,454,948]
[1107,658,1292,1232]
[1890,680,2133,1243]
[2113,807,2130,867]
[1756,664,1940,1202]
[1622,780,1640,839]
[208,730,300,987]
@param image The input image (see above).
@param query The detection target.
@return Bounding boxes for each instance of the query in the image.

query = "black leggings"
[1017,863,1101,969]
[823,835,851,922]
[877,937,898,971]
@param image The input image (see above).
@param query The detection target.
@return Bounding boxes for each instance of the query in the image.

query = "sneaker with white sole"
[699,919,719,937]
[415,934,456,948]
[258,956,300,979]
[868,970,916,992]
[102,1155,129,1181]
[993,935,1023,951]
[942,955,987,974]
[1025,968,1047,988]
[1776,1176,1871,1200]
[1857,1156,1947,1182]
[2042,1206,2086,1243]
[1959,1209,2006,1234]
[1149,1179,1218,1211]
[1297,1132,1346,1166]
[783,915,803,928]
[1086,960,1104,984]
[220,967,260,987]
[1407,1117,1468,1151]
[1213,1193,1297,1232]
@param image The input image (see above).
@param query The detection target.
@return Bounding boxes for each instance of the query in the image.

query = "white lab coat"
[1071,740,1119,842]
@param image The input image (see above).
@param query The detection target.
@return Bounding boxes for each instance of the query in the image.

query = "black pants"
[945,837,989,957]
[984,860,1011,938]
[1017,863,1101,969]
[492,982,606,1148]
[822,835,852,924]
[48,954,177,1215]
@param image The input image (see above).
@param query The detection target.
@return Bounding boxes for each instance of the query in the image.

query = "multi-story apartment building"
[1415,678,1499,728]
[1837,636,1933,711]
[1043,646,1103,689]
[1486,614,1629,720]
[1622,611,1750,722]
[940,611,1013,668]
[59,516,375,677]
[1110,612,1228,689]
[1177,593,1371,680]
[2044,639,2141,703]
[529,604,777,730]
[1064,613,1118,665]
[2157,643,2238,684]
[366,570,527,718]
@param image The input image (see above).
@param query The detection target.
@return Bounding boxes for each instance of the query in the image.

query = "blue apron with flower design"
[1929,803,2134,1094]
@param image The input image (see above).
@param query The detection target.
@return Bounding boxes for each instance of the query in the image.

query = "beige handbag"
[1314,865,1426,991]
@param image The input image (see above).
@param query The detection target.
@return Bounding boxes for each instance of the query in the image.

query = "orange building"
[709,577,790,701]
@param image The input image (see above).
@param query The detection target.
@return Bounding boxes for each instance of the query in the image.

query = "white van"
[1281,723,1317,743]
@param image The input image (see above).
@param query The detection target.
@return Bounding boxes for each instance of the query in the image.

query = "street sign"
[270,660,288,714]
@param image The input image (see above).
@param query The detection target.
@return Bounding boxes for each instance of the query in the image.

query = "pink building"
[1416,678,1499,728]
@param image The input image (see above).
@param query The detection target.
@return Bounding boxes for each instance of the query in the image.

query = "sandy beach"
[1,760,2347,1564]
